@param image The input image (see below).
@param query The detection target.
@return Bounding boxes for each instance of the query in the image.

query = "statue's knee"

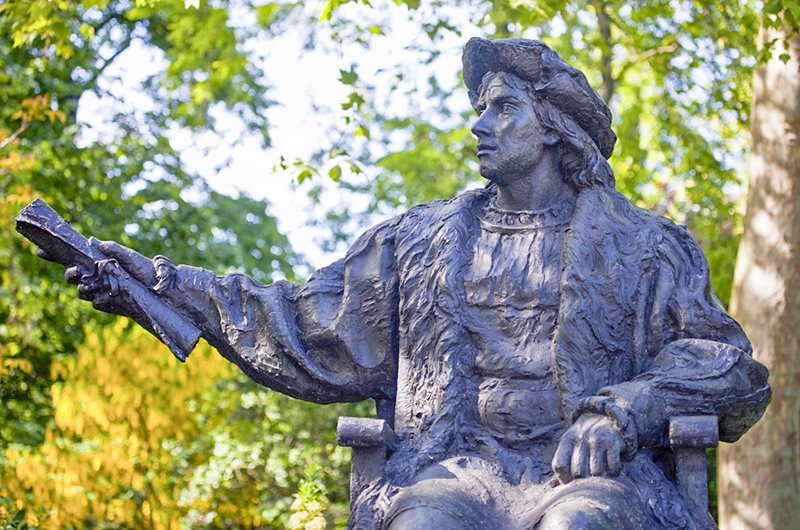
[387,507,467,530]
[537,503,612,530]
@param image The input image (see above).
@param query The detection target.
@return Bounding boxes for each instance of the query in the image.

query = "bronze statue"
[19,38,770,530]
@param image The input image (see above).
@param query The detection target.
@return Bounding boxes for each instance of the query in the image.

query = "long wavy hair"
[478,71,616,192]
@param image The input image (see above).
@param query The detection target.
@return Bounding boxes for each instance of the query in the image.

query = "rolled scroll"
[16,198,201,361]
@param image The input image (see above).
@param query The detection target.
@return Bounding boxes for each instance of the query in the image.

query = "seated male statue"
[62,38,770,530]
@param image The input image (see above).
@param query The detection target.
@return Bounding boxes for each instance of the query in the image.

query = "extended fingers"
[589,436,607,477]
[91,238,127,259]
[571,436,590,479]
[93,238,143,267]
[554,416,628,484]
[606,436,623,477]
[37,248,55,262]
[553,431,577,484]
[65,266,82,285]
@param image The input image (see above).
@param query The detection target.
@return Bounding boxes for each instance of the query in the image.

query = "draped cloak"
[157,185,770,530]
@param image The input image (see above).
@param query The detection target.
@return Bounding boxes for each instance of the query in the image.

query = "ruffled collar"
[481,195,576,232]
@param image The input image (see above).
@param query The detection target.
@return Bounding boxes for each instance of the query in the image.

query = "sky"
[77,1,477,276]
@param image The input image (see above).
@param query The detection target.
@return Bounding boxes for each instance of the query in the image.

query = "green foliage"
[173,376,367,529]
[372,115,476,212]
[288,466,332,530]
[707,448,718,522]
[761,0,800,62]
[0,0,299,442]
[0,2,323,527]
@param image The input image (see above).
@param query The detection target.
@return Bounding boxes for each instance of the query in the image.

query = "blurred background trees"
[1,0,797,528]
[0,1,357,527]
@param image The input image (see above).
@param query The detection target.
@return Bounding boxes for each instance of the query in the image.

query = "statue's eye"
[501,103,515,114]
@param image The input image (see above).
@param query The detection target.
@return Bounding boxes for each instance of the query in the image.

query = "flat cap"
[463,37,617,159]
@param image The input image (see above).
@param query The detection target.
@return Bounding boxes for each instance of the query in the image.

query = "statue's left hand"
[64,239,157,314]
[552,413,626,484]
[65,238,157,288]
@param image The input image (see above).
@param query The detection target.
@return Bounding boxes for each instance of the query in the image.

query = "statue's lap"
[384,456,650,530]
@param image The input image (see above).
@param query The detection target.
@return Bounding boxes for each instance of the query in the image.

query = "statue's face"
[471,73,556,186]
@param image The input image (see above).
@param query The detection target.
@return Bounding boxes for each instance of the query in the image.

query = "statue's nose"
[471,112,492,139]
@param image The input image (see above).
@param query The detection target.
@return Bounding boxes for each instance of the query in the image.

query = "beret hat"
[462,37,617,159]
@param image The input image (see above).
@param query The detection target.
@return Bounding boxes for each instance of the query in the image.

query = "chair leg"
[673,446,712,528]
[349,446,388,511]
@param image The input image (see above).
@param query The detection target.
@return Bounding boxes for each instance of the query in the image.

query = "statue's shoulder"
[404,187,490,216]
[575,187,708,270]
[347,188,490,257]
[399,187,491,227]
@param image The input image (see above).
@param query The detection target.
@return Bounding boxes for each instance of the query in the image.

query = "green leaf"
[328,164,342,182]
[354,125,370,139]
[297,169,313,183]
[341,91,365,110]
[339,67,359,85]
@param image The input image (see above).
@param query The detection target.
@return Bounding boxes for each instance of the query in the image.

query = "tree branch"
[636,43,680,62]
[0,119,30,150]
[617,43,680,84]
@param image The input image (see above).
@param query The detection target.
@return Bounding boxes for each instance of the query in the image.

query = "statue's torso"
[463,198,574,451]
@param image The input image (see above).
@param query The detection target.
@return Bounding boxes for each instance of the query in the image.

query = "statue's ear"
[543,131,559,146]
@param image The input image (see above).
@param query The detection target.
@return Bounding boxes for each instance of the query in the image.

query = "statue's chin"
[479,165,506,186]
[479,159,526,188]
[481,170,515,188]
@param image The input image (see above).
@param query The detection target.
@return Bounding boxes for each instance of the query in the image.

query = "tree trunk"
[594,0,615,104]
[718,24,800,530]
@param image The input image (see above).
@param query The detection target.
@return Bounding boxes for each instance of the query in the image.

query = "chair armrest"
[669,415,719,448]
[337,416,396,449]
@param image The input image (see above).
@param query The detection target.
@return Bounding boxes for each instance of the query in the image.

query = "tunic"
[465,197,572,485]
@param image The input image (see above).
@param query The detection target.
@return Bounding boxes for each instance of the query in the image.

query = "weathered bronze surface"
[18,37,770,530]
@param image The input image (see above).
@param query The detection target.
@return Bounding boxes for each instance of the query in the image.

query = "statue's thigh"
[527,477,650,530]
[384,457,512,530]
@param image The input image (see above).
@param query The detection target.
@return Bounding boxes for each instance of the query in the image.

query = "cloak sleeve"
[151,219,400,405]
[574,219,771,450]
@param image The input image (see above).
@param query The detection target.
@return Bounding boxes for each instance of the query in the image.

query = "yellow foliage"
[0,186,37,222]
[2,318,236,529]
[9,95,65,126]
[0,145,35,173]
[0,357,33,375]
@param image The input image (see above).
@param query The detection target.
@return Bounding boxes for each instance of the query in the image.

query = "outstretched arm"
[67,222,401,405]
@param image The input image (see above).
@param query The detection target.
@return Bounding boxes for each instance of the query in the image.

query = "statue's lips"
[477,144,497,157]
